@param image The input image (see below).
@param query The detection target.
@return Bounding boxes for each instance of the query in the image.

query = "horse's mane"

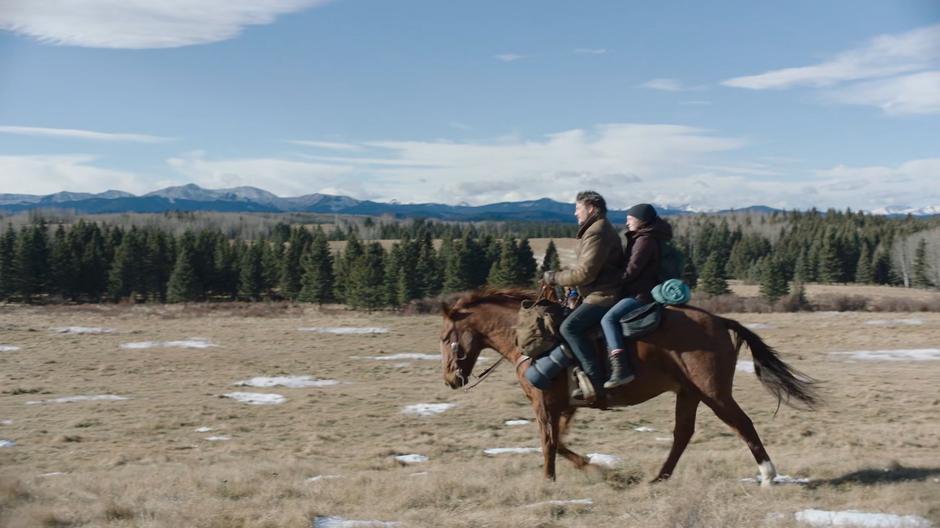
[453,288,536,309]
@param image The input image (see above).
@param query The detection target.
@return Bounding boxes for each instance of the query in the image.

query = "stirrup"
[572,369,596,403]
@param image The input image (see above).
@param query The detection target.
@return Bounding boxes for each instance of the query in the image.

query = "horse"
[438,289,818,486]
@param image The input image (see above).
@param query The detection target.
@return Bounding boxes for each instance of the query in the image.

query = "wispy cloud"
[0,0,331,49]
[288,140,365,152]
[495,53,527,62]
[722,24,940,90]
[0,125,174,143]
[574,48,607,55]
[642,78,687,92]
[826,71,940,115]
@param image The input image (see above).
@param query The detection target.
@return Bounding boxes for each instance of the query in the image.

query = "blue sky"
[1,0,939,211]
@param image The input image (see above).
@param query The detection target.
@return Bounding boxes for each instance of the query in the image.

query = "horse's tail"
[722,316,820,410]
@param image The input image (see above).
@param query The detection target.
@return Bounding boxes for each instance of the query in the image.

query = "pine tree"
[681,255,698,289]
[77,225,108,301]
[793,247,815,283]
[166,233,203,303]
[759,257,790,302]
[259,238,280,298]
[443,238,474,293]
[298,230,335,304]
[145,230,175,302]
[414,231,442,297]
[539,240,562,275]
[488,239,527,287]
[698,253,730,296]
[108,227,146,301]
[872,249,894,285]
[517,238,538,285]
[346,242,386,310]
[334,234,364,303]
[48,225,76,300]
[13,223,50,302]
[238,241,264,301]
[0,225,16,300]
[854,243,874,284]
[817,230,843,283]
[211,237,239,300]
[279,228,310,301]
[384,236,419,306]
[912,238,934,288]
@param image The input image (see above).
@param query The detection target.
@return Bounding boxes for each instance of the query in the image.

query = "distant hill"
[1,183,934,221]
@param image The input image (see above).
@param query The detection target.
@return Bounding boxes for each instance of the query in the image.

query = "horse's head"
[439,301,483,389]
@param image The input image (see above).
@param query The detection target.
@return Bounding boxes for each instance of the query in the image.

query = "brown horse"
[439,289,818,486]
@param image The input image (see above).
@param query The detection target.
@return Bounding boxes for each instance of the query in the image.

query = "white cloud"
[0,0,331,49]
[289,140,365,152]
[0,125,174,143]
[642,78,685,92]
[574,48,607,55]
[826,70,940,115]
[723,24,940,89]
[495,53,526,62]
[0,154,153,195]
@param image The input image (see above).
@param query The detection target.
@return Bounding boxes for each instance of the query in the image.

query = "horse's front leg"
[534,399,559,480]
[557,409,590,469]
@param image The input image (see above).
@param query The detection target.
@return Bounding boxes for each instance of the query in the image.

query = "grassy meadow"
[1,288,939,527]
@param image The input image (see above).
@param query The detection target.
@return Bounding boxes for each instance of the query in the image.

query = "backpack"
[619,301,664,339]
[515,298,564,358]
[657,240,685,282]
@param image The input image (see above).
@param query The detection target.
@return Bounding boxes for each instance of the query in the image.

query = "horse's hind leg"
[653,390,700,482]
[701,394,777,487]
[556,409,590,469]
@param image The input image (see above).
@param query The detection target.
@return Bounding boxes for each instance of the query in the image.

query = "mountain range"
[0,184,935,221]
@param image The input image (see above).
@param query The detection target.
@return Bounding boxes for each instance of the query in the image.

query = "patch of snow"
[394,454,428,464]
[865,319,925,326]
[235,376,340,388]
[222,392,286,405]
[655,437,672,442]
[402,403,456,416]
[0,440,14,448]
[39,472,65,477]
[737,361,755,373]
[312,517,400,528]
[483,447,542,455]
[26,395,128,405]
[742,474,811,485]
[351,353,439,361]
[587,453,622,468]
[840,349,940,362]
[299,327,388,334]
[307,475,342,482]
[634,426,655,432]
[195,427,212,433]
[121,338,218,349]
[505,419,530,426]
[0,345,20,352]
[528,498,593,508]
[745,323,772,330]
[409,472,429,477]
[51,326,114,334]
[794,509,931,528]
[1,420,11,425]
[205,435,230,441]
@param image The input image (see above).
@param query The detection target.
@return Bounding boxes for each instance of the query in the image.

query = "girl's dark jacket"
[620,218,673,303]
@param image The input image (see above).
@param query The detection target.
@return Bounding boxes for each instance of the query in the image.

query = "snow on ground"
[483,447,542,455]
[0,345,20,352]
[745,323,772,330]
[401,403,456,416]
[351,353,439,361]
[205,436,230,441]
[222,392,286,405]
[865,319,925,326]
[634,426,655,432]
[741,474,811,485]
[0,420,11,425]
[505,419,530,426]
[51,326,114,334]
[26,395,128,405]
[737,360,756,373]
[299,327,389,334]
[528,499,593,508]
[307,475,342,482]
[587,453,622,468]
[313,516,400,527]
[394,454,428,464]
[793,509,932,528]
[655,437,672,442]
[195,427,212,433]
[235,376,340,388]
[39,472,65,477]
[0,440,14,448]
[121,338,217,349]
[840,349,940,362]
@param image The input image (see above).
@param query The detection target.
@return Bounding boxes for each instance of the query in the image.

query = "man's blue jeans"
[559,302,609,391]
[601,296,644,352]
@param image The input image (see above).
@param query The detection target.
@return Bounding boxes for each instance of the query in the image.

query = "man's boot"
[604,346,635,389]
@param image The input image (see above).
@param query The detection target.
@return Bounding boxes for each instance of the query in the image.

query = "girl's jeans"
[600,296,644,352]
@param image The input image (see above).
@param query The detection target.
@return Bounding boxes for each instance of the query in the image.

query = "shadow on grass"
[808,465,940,489]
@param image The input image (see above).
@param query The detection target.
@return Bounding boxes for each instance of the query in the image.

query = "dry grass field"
[1,299,939,527]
